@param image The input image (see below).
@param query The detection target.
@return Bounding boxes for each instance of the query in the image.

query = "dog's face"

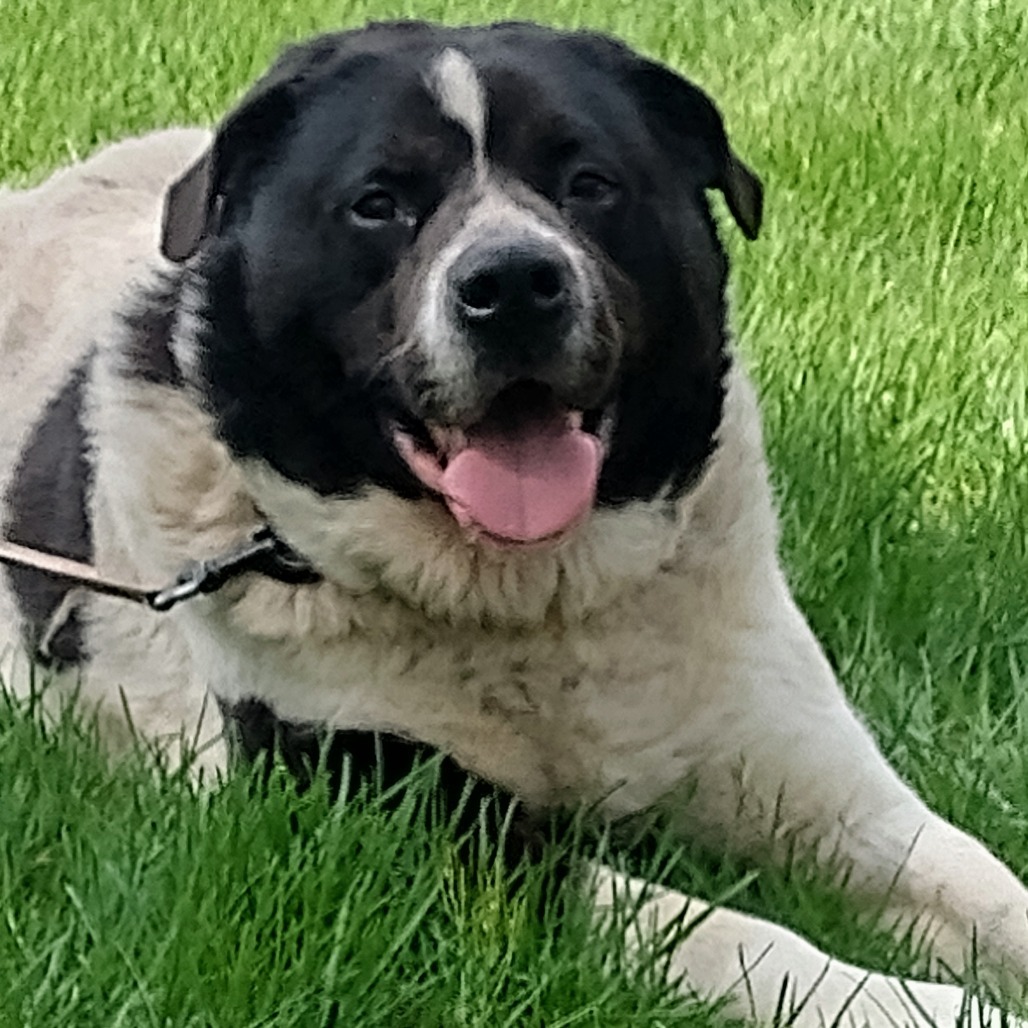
[162,22,761,550]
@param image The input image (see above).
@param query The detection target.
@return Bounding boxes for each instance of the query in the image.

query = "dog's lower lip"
[427,425,467,460]
[393,398,612,466]
[393,409,586,474]
[394,407,592,471]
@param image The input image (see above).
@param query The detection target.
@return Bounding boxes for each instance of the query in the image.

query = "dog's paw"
[588,865,1026,1028]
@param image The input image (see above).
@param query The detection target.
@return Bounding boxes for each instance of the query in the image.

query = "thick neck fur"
[90,322,760,639]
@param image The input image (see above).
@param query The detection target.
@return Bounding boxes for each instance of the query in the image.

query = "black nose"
[452,239,572,343]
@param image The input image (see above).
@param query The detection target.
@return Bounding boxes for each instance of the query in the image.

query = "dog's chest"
[193,576,707,814]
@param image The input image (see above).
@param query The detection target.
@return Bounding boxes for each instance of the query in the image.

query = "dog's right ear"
[161,86,297,262]
[161,150,217,262]
[160,30,411,262]
[162,34,360,262]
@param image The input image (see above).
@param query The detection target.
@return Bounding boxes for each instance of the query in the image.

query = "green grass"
[2,0,1027,1024]
[2,690,713,1027]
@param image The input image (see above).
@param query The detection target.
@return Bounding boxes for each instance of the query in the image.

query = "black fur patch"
[119,274,186,387]
[3,362,94,665]
[199,250,423,500]
[219,696,570,873]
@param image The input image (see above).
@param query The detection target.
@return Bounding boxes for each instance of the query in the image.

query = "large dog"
[1,21,1026,1026]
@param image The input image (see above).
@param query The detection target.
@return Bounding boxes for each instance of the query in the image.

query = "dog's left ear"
[628,59,763,241]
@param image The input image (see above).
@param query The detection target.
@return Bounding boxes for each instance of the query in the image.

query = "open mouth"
[392,381,607,547]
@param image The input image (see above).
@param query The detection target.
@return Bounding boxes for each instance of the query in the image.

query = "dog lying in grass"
[1,21,1026,1025]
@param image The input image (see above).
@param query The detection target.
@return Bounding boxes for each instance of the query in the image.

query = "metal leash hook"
[146,563,225,612]
[0,525,321,616]
[147,527,321,611]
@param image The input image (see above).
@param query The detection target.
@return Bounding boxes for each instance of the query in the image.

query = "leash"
[0,525,321,613]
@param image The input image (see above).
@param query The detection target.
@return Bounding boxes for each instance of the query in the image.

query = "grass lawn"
[1,0,1027,1024]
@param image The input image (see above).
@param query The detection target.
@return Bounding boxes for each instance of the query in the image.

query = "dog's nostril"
[460,273,502,316]
[530,264,563,304]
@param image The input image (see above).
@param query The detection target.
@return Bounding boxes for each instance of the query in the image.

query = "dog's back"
[0,128,207,676]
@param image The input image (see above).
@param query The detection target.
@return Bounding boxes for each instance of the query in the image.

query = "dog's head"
[160,22,760,610]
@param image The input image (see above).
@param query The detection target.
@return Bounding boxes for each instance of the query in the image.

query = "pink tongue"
[441,420,602,543]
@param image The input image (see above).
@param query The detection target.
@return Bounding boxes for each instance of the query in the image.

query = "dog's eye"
[567,171,619,206]
[351,190,398,224]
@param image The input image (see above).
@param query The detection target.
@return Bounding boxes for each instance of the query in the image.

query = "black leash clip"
[148,526,320,612]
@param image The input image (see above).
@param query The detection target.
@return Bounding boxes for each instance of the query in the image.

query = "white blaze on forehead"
[428,48,487,176]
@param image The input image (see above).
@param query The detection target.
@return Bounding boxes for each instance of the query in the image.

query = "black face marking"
[118,274,186,386]
[219,696,571,874]
[200,248,423,499]
[479,54,735,505]
[3,362,94,665]
[160,22,759,511]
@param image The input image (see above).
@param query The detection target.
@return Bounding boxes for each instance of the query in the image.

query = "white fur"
[2,132,1027,1026]
[416,52,602,417]
[428,48,487,178]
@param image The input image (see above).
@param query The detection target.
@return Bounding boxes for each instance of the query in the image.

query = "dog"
[1,21,1026,1026]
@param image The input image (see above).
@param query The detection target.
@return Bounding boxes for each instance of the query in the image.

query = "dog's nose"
[451,239,573,356]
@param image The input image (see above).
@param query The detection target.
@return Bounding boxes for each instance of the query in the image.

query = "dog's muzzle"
[390,207,620,549]
[451,236,575,373]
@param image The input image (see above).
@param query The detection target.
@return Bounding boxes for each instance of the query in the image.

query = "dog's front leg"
[868,810,1028,999]
[591,865,1023,1027]
[664,583,1028,1001]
